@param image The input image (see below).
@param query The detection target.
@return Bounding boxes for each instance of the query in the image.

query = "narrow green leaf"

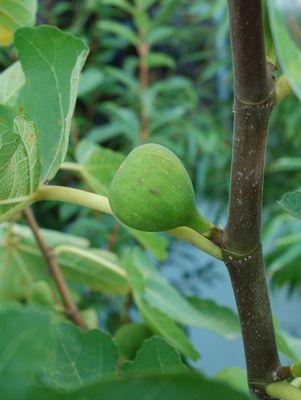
[268,157,301,173]
[187,297,241,340]
[101,0,133,13]
[268,0,301,100]
[276,330,301,362]
[78,68,104,97]
[0,115,40,223]
[122,336,187,374]
[147,52,175,69]
[43,323,119,391]
[15,26,89,181]
[125,248,240,339]
[0,223,127,301]
[55,246,129,295]
[125,227,169,261]
[0,0,37,47]
[123,250,199,360]
[99,20,138,46]
[280,190,301,221]
[213,368,248,395]
[147,26,174,46]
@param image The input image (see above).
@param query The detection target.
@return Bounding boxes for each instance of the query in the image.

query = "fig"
[108,143,210,234]
[29,281,55,307]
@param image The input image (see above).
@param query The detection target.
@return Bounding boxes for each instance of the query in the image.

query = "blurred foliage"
[2,1,301,396]
[25,0,301,218]
[14,0,301,294]
[37,0,301,292]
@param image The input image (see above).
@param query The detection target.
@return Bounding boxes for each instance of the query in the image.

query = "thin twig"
[22,208,88,331]
[136,3,149,143]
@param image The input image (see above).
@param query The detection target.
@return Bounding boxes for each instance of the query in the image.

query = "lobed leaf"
[0,306,52,399]
[122,336,187,374]
[43,323,118,391]
[115,323,152,361]
[29,373,250,400]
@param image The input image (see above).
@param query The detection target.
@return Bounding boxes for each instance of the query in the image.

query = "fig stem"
[60,161,83,173]
[34,185,223,260]
[187,211,212,235]
[265,382,301,400]
[167,227,223,260]
[35,185,112,214]
[275,74,292,103]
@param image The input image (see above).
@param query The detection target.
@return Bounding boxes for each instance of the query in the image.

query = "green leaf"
[187,297,241,340]
[0,0,37,47]
[55,245,129,295]
[43,323,118,391]
[0,115,41,223]
[30,373,250,400]
[123,250,199,360]
[147,52,175,69]
[269,157,301,173]
[99,20,138,46]
[75,140,124,196]
[0,306,52,399]
[29,281,56,308]
[101,0,133,13]
[11,222,89,248]
[279,190,301,220]
[115,323,152,360]
[15,26,89,181]
[213,368,248,395]
[78,68,104,97]
[147,26,174,46]
[125,227,169,261]
[276,329,301,362]
[268,0,301,100]
[0,63,25,106]
[0,223,128,301]
[122,336,187,374]
[124,248,240,339]
[104,66,138,93]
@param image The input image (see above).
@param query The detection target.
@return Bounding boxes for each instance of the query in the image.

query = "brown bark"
[225,1,281,398]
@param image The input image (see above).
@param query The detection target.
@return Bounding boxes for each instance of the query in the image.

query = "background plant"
[1,1,301,400]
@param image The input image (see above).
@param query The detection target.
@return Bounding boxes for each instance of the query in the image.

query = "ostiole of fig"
[108,143,213,235]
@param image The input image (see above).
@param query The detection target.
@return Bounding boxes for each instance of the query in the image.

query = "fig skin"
[108,143,210,234]
[29,281,55,307]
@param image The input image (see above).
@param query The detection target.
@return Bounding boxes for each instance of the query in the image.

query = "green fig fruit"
[108,143,210,234]
[29,281,55,307]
